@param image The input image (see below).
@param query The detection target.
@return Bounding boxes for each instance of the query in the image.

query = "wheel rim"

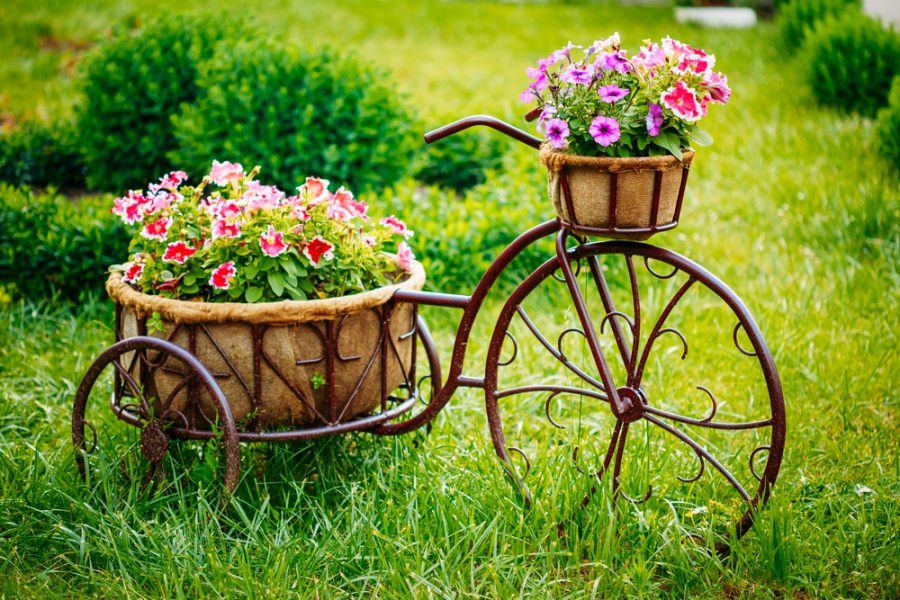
[484,241,785,551]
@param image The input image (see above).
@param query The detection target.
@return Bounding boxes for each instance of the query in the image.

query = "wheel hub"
[611,387,645,423]
[140,422,169,463]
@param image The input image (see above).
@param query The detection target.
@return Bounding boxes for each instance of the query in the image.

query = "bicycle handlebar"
[424,115,542,149]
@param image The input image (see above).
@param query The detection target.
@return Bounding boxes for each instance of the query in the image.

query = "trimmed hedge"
[803,12,900,116]
[877,77,900,170]
[77,15,229,191]
[170,42,416,193]
[0,185,129,300]
[413,129,504,193]
[778,0,859,49]
[0,119,85,188]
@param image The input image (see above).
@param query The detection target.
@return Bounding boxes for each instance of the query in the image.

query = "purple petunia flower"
[561,63,595,85]
[598,85,629,103]
[596,51,631,74]
[544,118,570,149]
[646,103,664,137]
[589,116,621,147]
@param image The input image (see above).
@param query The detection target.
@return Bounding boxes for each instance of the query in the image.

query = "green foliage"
[76,16,229,191]
[413,129,504,193]
[381,169,553,293]
[877,77,900,170]
[170,41,416,194]
[0,185,129,300]
[803,12,900,116]
[0,119,85,188]
[777,0,859,49]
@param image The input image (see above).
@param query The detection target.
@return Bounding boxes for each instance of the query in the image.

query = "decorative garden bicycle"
[72,114,785,555]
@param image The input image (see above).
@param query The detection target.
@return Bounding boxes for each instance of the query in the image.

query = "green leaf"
[244,262,259,281]
[267,271,286,297]
[686,126,714,147]
[160,270,174,281]
[245,286,263,303]
[653,133,683,159]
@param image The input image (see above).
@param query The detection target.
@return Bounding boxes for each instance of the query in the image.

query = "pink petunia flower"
[209,160,245,187]
[395,241,414,272]
[210,199,242,219]
[362,235,377,247]
[560,63,595,85]
[149,170,188,193]
[243,181,285,212]
[519,88,537,104]
[660,81,702,122]
[111,190,148,225]
[209,261,237,290]
[589,116,621,147]
[303,236,335,267]
[297,176,330,203]
[327,187,367,221]
[141,216,173,241]
[259,224,288,257]
[380,215,413,238]
[122,261,144,284]
[146,191,181,216]
[544,118,569,149]
[212,218,242,239]
[675,52,715,76]
[633,42,666,69]
[646,103,664,137]
[162,241,196,264]
[702,71,731,105]
[598,85,629,103]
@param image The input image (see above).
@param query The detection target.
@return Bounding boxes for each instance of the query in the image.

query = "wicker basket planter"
[106,261,426,429]
[540,145,694,240]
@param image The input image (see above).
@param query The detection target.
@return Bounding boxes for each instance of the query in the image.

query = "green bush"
[803,12,900,115]
[413,129,504,193]
[778,0,859,48]
[77,16,229,191]
[0,119,85,188]
[381,168,553,293]
[0,185,129,300]
[876,77,900,170]
[170,42,416,193]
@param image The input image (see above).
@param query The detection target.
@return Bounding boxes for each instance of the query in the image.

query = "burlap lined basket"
[540,145,694,240]
[107,261,425,429]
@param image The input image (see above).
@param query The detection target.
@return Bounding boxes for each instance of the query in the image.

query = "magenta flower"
[561,63,595,85]
[212,218,241,239]
[661,81,702,122]
[544,118,570,149]
[149,170,188,193]
[526,67,548,91]
[209,160,245,187]
[589,116,621,147]
[646,103,664,137]
[141,216,172,241]
[598,85,629,103]
[597,51,630,74]
[303,236,335,267]
[162,241,196,264]
[380,215,413,238]
[396,241,414,272]
[122,261,144,284]
[209,261,237,290]
[702,71,731,105]
[111,190,148,225]
[210,200,242,219]
[147,191,181,216]
[519,88,537,104]
[259,225,288,257]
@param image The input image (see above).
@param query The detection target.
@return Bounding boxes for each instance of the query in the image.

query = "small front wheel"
[484,241,785,554]
[72,336,241,499]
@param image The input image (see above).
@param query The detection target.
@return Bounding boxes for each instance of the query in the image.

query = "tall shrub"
[778,0,859,49]
[876,77,900,170]
[170,42,416,193]
[0,119,85,188]
[77,16,229,191]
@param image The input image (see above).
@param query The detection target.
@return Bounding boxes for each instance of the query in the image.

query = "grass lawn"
[1,0,899,597]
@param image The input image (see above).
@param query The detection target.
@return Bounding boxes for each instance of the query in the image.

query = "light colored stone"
[863,0,900,27]
[675,6,758,28]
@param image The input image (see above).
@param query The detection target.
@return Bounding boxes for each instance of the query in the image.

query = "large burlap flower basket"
[540,145,694,240]
[106,261,426,429]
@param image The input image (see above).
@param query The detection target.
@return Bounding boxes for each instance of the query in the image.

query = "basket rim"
[107,259,426,325]
[540,145,695,173]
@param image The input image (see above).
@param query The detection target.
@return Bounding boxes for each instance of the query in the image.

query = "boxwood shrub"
[0,186,129,301]
[803,12,900,115]
[778,0,859,49]
[77,15,229,191]
[877,77,900,170]
[170,42,416,193]
[0,119,85,188]
[413,129,504,193]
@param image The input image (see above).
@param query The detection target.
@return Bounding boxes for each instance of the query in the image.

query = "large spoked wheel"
[72,336,241,499]
[484,241,785,554]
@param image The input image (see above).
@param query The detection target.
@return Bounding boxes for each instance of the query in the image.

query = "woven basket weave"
[540,146,694,240]
[107,261,425,429]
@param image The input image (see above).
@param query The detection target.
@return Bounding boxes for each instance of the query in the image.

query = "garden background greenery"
[1,0,898,597]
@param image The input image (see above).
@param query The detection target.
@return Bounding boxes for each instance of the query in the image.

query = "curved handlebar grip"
[424,115,542,150]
